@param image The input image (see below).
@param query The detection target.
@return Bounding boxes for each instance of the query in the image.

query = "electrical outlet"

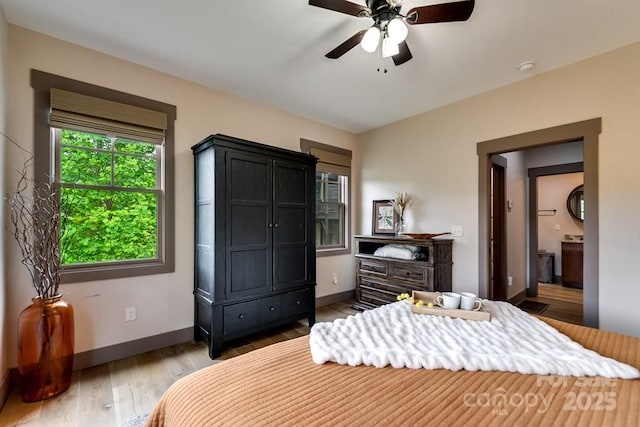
[507,276,513,286]
[331,273,338,286]
[125,306,136,322]
[451,225,463,237]
[554,224,561,231]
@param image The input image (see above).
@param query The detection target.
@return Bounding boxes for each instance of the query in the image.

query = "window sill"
[61,259,174,283]
[316,247,351,257]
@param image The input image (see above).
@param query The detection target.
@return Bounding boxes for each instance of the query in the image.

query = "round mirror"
[567,185,584,222]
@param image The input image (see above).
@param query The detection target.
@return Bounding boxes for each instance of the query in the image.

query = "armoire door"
[225,150,273,299]
[272,160,311,290]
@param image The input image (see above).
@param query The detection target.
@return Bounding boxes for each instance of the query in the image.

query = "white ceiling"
[2,0,640,133]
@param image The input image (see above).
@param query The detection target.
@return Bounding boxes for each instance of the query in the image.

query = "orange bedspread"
[147,318,640,426]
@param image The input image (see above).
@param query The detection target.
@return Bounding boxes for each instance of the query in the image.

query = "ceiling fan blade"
[406,0,475,25]
[325,29,367,59]
[392,41,412,66]
[309,0,371,17]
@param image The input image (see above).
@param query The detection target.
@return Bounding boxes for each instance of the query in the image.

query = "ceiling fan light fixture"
[361,26,381,53]
[381,35,399,58]
[387,17,408,43]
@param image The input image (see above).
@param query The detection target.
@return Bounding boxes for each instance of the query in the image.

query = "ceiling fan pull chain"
[376,44,388,73]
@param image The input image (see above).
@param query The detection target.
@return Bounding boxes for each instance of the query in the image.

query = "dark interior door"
[225,151,272,299]
[272,160,311,290]
[490,156,507,301]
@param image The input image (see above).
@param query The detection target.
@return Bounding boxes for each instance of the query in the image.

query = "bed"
[147,312,640,426]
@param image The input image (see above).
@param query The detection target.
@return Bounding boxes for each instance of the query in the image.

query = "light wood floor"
[519,282,584,325]
[0,301,358,427]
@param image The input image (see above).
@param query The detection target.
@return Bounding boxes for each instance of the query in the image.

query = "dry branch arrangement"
[3,132,65,299]
[391,192,412,220]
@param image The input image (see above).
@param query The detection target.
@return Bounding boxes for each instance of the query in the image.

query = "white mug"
[460,292,482,311]
[434,292,461,309]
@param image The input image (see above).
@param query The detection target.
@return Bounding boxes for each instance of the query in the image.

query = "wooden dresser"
[561,241,583,289]
[353,235,453,310]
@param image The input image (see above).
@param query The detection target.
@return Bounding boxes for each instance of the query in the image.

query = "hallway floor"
[521,282,583,325]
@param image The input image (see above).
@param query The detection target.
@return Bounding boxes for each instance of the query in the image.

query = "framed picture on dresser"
[372,199,398,235]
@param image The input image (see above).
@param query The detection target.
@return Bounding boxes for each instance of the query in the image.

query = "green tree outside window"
[57,129,159,265]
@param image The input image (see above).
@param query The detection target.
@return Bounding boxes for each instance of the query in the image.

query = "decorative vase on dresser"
[353,235,453,310]
[192,134,317,359]
[18,295,74,402]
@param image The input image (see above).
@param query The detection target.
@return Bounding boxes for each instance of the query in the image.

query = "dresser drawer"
[223,301,259,336]
[358,259,388,276]
[359,277,413,298]
[389,264,429,285]
[359,282,401,306]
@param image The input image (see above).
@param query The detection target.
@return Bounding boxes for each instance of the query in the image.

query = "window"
[316,172,347,248]
[31,70,176,283]
[55,129,160,265]
[301,139,351,256]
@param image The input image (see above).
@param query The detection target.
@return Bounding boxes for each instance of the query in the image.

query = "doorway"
[490,155,507,301]
[477,118,600,328]
[528,162,584,297]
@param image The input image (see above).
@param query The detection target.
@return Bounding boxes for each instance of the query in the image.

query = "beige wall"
[4,26,358,366]
[359,41,640,338]
[537,172,584,276]
[0,5,9,396]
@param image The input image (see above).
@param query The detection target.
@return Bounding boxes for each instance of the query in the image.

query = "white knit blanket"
[310,300,640,379]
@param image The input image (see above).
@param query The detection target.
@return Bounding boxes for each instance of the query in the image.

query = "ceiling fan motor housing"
[367,0,402,23]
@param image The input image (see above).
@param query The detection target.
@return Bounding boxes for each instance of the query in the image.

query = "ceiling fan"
[309,0,475,66]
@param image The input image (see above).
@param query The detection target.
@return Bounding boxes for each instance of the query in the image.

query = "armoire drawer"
[223,301,259,336]
[283,289,312,317]
[260,295,282,323]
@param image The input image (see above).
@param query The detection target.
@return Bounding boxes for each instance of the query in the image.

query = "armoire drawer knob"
[270,306,275,311]
[239,314,244,319]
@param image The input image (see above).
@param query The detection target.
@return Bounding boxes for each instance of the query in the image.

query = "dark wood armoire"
[192,134,316,358]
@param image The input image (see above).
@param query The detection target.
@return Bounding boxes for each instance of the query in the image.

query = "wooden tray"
[411,290,491,321]
[400,232,452,239]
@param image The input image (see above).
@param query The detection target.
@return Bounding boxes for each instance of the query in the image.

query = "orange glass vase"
[17,295,74,402]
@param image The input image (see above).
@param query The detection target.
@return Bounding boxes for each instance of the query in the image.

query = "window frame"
[31,70,176,283]
[315,172,347,250]
[300,139,351,257]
